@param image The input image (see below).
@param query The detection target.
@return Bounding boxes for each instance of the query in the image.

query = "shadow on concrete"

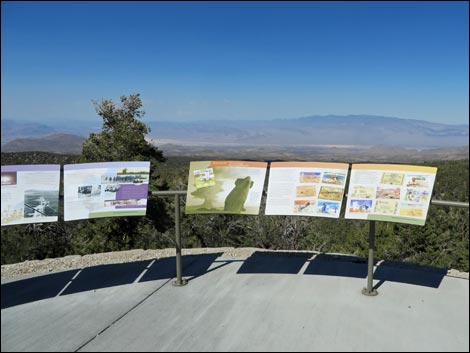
[373,261,447,289]
[139,253,223,283]
[61,260,151,295]
[304,254,374,278]
[1,253,223,309]
[237,252,448,290]
[237,251,312,274]
[1,269,80,309]
[2,252,450,310]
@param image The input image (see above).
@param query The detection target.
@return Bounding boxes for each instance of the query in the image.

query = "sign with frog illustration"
[185,161,267,215]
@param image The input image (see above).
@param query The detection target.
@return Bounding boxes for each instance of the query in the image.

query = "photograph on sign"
[265,162,349,218]
[185,161,267,215]
[345,164,437,225]
[1,165,60,226]
[64,161,150,221]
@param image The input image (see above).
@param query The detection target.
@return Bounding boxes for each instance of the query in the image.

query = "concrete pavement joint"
[75,255,200,352]
[75,277,173,352]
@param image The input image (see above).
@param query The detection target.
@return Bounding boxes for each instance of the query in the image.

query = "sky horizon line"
[2,113,469,127]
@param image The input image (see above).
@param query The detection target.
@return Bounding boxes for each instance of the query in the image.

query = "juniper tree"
[73,94,172,253]
[81,93,165,167]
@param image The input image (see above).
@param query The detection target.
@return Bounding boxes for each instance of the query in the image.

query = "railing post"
[362,220,378,296]
[172,193,187,287]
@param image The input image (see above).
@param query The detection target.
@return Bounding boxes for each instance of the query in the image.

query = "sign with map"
[265,162,349,218]
[345,164,437,225]
[1,165,60,226]
[64,161,150,221]
[185,161,267,215]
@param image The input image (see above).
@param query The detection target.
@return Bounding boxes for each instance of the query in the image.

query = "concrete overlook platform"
[1,251,469,352]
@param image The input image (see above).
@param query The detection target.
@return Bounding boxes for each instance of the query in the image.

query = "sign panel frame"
[265,162,350,218]
[345,164,438,225]
[1,165,61,226]
[185,160,268,215]
[64,161,150,221]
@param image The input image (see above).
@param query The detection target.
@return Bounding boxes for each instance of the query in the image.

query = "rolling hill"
[1,134,85,154]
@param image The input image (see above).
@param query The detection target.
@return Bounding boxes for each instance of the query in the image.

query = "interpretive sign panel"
[265,162,349,218]
[185,161,267,215]
[64,161,150,221]
[345,164,437,225]
[1,165,60,226]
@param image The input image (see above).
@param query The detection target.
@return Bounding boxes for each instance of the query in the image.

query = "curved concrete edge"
[2,253,469,352]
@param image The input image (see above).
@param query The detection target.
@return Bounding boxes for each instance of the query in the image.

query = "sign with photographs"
[345,164,438,225]
[64,161,150,221]
[265,162,349,218]
[1,165,60,226]
[185,161,267,215]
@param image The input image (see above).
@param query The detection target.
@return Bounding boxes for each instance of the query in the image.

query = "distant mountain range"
[1,115,468,156]
[145,115,469,149]
[1,134,85,154]
[1,119,101,144]
[1,120,58,143]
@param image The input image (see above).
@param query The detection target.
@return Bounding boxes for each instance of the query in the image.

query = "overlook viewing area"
[2,2,469,351]
[1,158,468,351]
[1,247,469,352]
[2,189,469,352]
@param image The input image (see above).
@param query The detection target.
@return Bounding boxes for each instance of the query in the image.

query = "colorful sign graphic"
[185,161,267,215]
[1,165,60,226]
[345,164,437,225]
[265,162,349,218]
[64,161,150,221]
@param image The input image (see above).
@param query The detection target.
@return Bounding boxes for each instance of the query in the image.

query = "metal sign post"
[362,220,378,296]
[358,200,469,296]
[172,193,188,286]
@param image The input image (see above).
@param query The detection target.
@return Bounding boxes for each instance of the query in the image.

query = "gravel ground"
[0,248,257,279]
[1,247,468,280]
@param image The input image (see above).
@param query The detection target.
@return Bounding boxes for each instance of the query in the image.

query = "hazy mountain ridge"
[1,134,86,154]
[146,115,469,148]
[2,116,468,156]
[1,120,58,143]
[1,119,100,143]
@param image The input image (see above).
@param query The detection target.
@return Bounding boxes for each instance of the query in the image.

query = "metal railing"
[151,190,469,293]
[431,199,469,208]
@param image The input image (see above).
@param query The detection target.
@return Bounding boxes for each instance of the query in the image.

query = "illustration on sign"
[1,165,60,226]
[265,162,349,218]
[185,161,267,215]
[345,164,437,225]
[64,161,150,221]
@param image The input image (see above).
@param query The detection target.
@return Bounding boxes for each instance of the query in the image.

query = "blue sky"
[1,1,468,124]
